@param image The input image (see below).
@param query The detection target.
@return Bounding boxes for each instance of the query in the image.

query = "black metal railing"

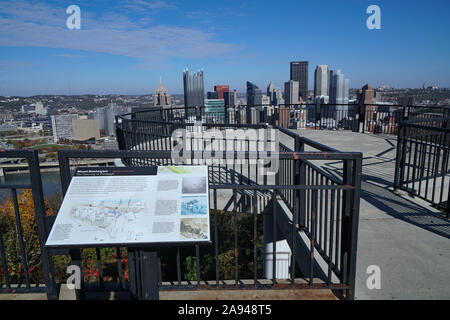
[0,150,56,298]
[120,103,448,135]
[56,147,361,300]
[114,108,362,299]
[0,105,363,300]
[394,117,450,218]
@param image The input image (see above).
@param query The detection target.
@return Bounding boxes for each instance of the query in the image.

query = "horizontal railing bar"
[275,126,341,153]
[401,116,450,125]
[0,150,34,158]
[279,143,293,152]
[402,123,450,133]
[0,184,32,189]
[209,184,354,190]
[58,149,362,161]
[158,282,348,291]
[304,160,342,185]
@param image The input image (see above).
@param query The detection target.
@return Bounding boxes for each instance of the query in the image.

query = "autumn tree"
[0,190,54,284]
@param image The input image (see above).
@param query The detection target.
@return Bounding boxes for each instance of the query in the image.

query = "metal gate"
[394,117,450,218]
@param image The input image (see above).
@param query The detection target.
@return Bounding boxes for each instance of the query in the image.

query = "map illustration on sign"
[45,166,210,247]
[69,199,148,240]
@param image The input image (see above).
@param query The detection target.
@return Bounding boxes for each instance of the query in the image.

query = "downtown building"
[314,65,330,103]
[224,90,237,107]
[329,69,350,122]
[93,102,131,137]
[246,81,263,106]
[72,118,100,143]
[153,82,171,107]
[183,69,205,115]
[267,82,284,105]
[51,114,78,143]
[290,61,309,101]
[284,80,299,105]
[214,85,229,99]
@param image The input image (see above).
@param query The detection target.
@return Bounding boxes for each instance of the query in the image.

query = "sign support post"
[128,247,159,300]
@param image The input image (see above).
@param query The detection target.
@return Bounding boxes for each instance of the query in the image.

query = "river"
[0,171,63,203]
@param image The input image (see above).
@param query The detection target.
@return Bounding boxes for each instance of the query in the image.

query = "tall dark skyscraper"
[290,61,309,101]
[183,69,204,114]
[246,81,262,106]
[224,90,237,107]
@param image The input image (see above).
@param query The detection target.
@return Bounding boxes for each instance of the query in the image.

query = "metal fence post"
[447,183,450,219]
[295,137,306,229]
[340,156,361,300]
[28,150,58,299]
[394,123,407,190]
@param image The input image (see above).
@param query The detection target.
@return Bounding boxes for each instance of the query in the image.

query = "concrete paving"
[293,129,450,300]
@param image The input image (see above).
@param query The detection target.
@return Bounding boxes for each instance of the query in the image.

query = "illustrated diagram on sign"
[70,199,148,240]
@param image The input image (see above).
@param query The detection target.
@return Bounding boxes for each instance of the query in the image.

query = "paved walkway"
[295,129,450,299]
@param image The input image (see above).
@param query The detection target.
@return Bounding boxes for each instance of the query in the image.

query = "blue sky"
[0,0,449,96]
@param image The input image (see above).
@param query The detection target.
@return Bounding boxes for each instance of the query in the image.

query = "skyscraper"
[284,80,299,105]
[329,70,349,105]
[183,69,205,114]
[267,81,284,105]
[246,81,262,106]
[214,85,229,99]
[314,65,330,99]
[290,61,308,101]
[224,90,237,107]
[329,70,350,122]
[272,88,284,105]
[267,82,275,97]
[95,102,130,136]
[153,82,171,107]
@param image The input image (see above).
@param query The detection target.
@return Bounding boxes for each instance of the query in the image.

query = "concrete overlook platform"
[290,129,449,299]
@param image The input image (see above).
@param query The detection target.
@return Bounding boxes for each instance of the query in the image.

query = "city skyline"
[0,0,450,96]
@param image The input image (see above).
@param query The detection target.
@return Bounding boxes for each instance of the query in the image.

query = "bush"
[0,190,54,284]
[0,191,127,286]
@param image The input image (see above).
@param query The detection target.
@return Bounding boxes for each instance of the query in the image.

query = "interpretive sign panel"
[45,165,210,247]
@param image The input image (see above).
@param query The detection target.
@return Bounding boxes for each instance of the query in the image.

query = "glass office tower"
[183,69,205,115]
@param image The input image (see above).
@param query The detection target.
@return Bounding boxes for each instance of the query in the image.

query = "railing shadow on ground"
[360,182,450,239]
[316,156,450,239]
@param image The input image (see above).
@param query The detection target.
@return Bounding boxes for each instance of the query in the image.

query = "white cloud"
[0,0,237,68]
[124,0,177,11]
[57,54,86,58]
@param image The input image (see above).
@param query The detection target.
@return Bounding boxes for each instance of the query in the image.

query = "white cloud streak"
[0,0,237,68]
